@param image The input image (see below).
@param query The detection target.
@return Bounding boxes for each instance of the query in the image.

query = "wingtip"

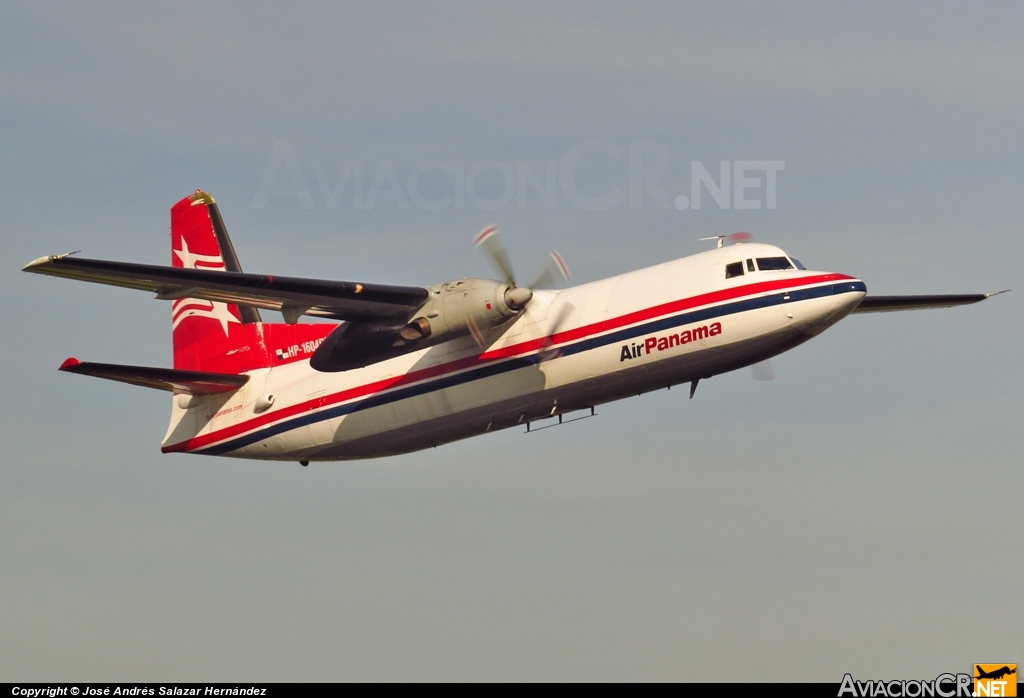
[22,256,53,272]
[22,251,80,272]
[985,289,1011,298]
[59,357,82,371]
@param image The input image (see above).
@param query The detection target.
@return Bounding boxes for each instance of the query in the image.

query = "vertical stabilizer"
[171,190,267,373]
[205,199,262,324]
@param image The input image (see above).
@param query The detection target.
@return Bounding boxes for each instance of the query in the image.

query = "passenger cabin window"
[791,258,807,270]
[755,257,794,271]
[746,259,755,272]
[725,262,745,279]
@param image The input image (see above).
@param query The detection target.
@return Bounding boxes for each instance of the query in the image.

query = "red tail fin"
[171,191,265,373]
[170,191,337,374]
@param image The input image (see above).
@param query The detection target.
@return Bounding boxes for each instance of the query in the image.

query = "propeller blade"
[466,313,485,346]
[474,225,516,286]
[537,301,575,362]
[752,360,775,381]
[528,250,571,290]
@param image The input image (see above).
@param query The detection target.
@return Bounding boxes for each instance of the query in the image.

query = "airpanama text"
[620,322,722,361]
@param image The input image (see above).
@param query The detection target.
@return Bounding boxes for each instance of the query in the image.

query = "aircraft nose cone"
[796,276,866,336]
[504,286,533,310]
[829,277,867,316]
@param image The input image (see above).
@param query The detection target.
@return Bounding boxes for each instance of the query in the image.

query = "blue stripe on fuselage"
[202,281,865,454]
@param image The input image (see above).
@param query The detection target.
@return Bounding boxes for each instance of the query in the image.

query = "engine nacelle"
[310,278,531,372]
[421,278,526,338]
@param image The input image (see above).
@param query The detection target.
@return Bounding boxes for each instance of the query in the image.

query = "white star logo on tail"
[171,237,239,336]
[174,237,226,271]
[171,298,240,336]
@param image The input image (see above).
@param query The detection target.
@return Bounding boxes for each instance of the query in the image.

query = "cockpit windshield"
[755,256,794,271]
[725,261,744,279]
[790,258,806,270]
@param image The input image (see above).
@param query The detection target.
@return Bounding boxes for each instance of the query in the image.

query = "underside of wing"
[852,291,1008,313]
[58,358,249,394]
[23,254,428,322]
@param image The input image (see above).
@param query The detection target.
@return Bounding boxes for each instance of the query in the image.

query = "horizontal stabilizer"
[58,358,249,394]
[23,254,428,322]
[852,290,1009,313]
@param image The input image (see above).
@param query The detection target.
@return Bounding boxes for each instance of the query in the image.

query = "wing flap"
[58,358,249,394]
[852,291,1008,314]
[23,255,428,322]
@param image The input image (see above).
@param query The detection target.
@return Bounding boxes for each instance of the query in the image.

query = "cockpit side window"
[725,261,745,279]
[755,257,794,271]
[746,259,755,272]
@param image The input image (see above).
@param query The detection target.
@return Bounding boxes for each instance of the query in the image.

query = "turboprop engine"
[424,277,533,337]
[310,225,569,372]
[309,277,533,372]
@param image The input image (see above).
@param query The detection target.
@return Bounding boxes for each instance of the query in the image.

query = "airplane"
[975,666,1016,681]
[22,190,1007,464]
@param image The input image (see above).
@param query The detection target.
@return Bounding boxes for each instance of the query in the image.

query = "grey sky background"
[1,1,1021,681]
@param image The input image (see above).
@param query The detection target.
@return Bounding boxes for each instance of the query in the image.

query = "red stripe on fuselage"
[163,273,854,453]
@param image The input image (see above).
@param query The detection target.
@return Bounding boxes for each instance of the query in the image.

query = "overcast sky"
[2,1,1021,681]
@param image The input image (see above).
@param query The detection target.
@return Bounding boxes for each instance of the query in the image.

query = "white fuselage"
[162,244,866,460]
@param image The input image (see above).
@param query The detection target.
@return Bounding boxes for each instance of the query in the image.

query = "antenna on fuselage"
[699,236,725,249]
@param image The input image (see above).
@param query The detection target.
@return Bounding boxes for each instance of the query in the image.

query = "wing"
[852,290,1009,314]
[23,254,428,322]
[59,358,248,395]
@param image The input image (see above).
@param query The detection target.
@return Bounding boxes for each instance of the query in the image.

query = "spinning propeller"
[537,301,576,362]
[475,225,570,296]
[469,225,571,345]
